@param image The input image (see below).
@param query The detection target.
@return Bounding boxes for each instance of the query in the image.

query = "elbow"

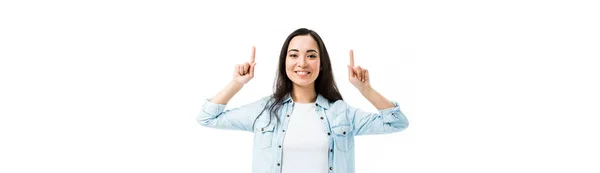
[399,119,409,131]
[392,112,409,132]
[391,120,408,133]
[196,112,213,127]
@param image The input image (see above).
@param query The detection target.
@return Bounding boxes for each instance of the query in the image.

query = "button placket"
[316,105,335,173]
[277,103,293,171]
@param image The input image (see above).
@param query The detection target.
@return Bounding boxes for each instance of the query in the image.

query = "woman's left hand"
[348,49,371,91]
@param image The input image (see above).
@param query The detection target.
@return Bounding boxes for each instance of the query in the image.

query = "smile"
[295,71,311,77]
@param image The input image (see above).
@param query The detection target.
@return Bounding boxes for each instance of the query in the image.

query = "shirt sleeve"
[348,101,409,136]
[197,97,270,133]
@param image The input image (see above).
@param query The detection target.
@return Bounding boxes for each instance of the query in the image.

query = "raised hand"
[233,46,257,85]
[347,49,371,91]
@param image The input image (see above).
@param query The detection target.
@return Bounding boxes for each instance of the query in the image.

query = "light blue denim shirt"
[197,93,409,173]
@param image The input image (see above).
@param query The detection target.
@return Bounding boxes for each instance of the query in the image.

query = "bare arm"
[210,81,244,104]
[359,86,394,110]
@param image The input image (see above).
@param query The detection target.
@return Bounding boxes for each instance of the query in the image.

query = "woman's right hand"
[233,46,257,85]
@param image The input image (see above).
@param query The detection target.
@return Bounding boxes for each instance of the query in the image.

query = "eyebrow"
[288,49,318,53]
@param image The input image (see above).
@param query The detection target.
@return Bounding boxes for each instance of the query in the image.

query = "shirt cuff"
[202,99,227,116]
[378,101,402,122]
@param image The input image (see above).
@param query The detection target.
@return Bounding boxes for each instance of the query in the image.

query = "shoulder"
[235,95,274,110]
[258,95,273,102]
[253,95,277,107]
[328,99,351,113]
[250,95,273,105]
[330,99,347,107]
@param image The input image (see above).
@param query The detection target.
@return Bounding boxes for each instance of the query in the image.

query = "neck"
[291,84,317,103]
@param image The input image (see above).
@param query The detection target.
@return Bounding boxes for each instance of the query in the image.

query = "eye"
[289,54,298,58]
[308,55,317,58]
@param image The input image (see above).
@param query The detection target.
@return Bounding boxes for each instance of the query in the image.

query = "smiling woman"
[286,35,322,88]
[197,28,409,173]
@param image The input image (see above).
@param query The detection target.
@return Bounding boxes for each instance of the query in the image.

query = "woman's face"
[285,35,321,88]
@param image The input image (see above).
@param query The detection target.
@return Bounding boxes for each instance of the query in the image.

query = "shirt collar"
[282,93,330,109]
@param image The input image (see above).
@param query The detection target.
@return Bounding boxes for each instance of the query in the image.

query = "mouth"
[295,71,311,77]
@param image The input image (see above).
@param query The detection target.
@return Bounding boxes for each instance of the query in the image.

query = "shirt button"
[279,145,282,148]
[277,163,281,166]
[282,130,285,132]
[260,128,264,131]
[329,167,333,170]
[287,114,290,117]
[343,131,346,135]
[327,132,331,136]
[330,149,333,152]
[320,117,324,120]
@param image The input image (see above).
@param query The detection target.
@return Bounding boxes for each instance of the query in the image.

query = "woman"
[198,28,409,173]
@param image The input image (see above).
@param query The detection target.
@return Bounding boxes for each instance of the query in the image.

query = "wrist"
[358,85,374,94]
[230,80,245,88]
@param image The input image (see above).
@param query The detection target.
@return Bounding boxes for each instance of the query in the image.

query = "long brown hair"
[253,28,344,129]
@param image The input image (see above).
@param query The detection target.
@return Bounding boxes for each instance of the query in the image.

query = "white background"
[1,0,599,172]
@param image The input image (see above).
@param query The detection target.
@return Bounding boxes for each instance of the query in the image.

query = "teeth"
[296,71,309,75]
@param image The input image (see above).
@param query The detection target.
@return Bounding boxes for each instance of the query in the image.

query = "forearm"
[359,86,395,110]
[210,80,244,104]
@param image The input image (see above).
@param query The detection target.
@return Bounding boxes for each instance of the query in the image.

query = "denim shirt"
[197,93,409,173]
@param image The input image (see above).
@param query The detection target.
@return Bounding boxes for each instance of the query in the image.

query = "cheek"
[312,61,321,77]
[286,62,294,71]
[285,61,295,75]
[285,59,292,69]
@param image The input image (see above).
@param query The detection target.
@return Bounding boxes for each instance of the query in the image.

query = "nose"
[297,56,307,67]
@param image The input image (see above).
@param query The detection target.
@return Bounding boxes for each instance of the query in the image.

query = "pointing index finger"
[251,46,256,63]
[349,49,354,67]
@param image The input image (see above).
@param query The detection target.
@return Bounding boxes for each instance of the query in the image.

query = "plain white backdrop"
[1,0,599,172]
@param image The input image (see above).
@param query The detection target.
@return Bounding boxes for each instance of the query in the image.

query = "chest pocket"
[255,123,276,150]
[332,125,354,152]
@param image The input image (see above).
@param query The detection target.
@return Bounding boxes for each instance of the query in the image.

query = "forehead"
[288,35,319,51]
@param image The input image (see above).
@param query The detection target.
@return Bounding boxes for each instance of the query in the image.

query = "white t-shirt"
[281,102,329,173]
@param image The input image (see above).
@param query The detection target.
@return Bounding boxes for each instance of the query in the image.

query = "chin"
[291,79,315,87]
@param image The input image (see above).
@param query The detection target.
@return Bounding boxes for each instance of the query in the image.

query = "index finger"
[349,49,354,67]
[251,46,256,63]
